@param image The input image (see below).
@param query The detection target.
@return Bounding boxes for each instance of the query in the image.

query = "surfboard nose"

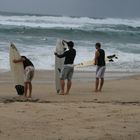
[10,42,14,46]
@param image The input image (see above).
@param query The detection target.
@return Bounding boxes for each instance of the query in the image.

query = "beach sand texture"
[0,70,140,140]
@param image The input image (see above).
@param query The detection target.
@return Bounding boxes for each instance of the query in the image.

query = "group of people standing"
[13,40,106,98]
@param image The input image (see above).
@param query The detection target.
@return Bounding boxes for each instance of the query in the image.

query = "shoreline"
[0,69,139,82]
[0,70,140,101]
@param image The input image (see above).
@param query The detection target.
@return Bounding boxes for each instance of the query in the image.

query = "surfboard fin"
[10,43,17,51]
[107,54,115,59]
[107,54,118,60]
[109,59,114,62]
[57,90,60,94]
[15,85,24,95]
[58,68,61,73]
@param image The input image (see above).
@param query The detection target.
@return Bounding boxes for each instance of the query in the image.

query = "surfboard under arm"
[74,54,118,68]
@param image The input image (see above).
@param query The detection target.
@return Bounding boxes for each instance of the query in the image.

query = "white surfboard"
[55,39,68,93]
[9,43,24,95]
[75,54,118,68]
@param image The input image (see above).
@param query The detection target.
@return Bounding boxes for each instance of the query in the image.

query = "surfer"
[13,56,35,98]
[54,40,76,95]
[94,42,106,92]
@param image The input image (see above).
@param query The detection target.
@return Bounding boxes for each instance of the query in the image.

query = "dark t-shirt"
[22,56,34,69]
[56,48,76,65]
[97,49,106,66]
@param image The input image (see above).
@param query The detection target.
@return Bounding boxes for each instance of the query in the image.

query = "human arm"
[13,57,25,63]
[62,40,67,46]
[94,50,100,65]
[54,51,67,58]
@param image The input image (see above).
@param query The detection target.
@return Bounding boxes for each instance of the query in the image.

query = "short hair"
[21,56,27,59]
[95,42,101,48]
[67,41,74,48]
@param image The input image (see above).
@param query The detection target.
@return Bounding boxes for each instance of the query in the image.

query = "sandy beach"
[0,70,140,140]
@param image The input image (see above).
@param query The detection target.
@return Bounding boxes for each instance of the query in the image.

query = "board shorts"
[96,66,106,78]
[60,65,74,81]
[24,66,35,82]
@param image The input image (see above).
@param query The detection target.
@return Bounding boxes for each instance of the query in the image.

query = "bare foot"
[64,92,69,95]
[98,89,102,92]
[24,95,28,98]
[28,96,32,98]
[94,89,98,92]
[59,93,65,95]
[59,90,65,95]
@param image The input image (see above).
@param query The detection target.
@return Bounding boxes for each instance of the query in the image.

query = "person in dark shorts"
[13,56,35,98]
[94,42,106,92]
[55,40,76,95]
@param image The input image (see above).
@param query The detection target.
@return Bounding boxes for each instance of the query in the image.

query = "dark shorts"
[60,66,74,81]
[96,66,106,78]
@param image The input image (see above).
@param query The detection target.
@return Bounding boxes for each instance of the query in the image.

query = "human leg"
[65,80,72,94]
[60,79,65,95]
[95,66,100,92]
[99,66,106,92]
[95,78,99,92]
[65,67,74,94]
[99,78,104,92]
[24,66,35,97]
[95,66,105,92]
[24,82,28,97]
[60,67,69,95]
[28,82,32,98]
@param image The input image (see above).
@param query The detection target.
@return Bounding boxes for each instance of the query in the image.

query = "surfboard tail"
[15,85,24,95]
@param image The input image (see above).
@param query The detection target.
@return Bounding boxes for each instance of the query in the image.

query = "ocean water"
[0,12,140,72]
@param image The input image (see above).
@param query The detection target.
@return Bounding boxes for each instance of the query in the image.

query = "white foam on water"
[0,13,140,72]
[0,14,140,29]
[0,41,140,72]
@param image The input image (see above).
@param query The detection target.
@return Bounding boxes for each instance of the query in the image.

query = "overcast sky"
[0,0,140,18]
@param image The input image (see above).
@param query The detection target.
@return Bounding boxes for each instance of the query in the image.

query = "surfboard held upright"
[55,39,68,93]
[9,43,24,95]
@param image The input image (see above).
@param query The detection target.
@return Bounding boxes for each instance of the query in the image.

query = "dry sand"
[0,70,140,140]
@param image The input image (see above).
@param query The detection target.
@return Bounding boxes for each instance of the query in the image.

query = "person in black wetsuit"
[94,42,106,92]
[55,40,76,95]
[13,56,35,98]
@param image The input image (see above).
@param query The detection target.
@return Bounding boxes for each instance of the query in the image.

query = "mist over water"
[0,12,140,72]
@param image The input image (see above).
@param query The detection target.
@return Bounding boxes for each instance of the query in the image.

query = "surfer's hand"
[94,61,97,65]
[13,59,22,63]
[62,40,66,43]
[62,40,67,46]
[93,60,96,65]
[62,41,65,46]
[13,59,17,63]
[54,52,57,56]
